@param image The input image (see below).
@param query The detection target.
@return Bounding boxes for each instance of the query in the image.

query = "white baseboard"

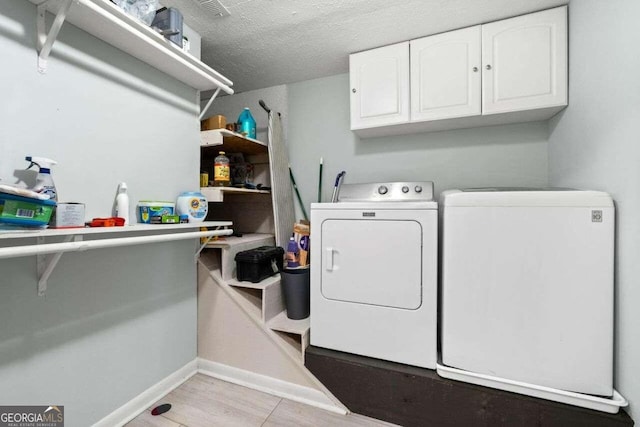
[92,359,198,427]
[197,358,347,415]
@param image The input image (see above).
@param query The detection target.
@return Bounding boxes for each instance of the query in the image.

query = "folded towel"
[0,184,51,200]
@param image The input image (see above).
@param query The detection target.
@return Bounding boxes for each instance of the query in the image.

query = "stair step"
[228,274,284,323]
[228,274,280,290]
[205,233,275,281]
[267,310,310,335]
[205,232,275,248]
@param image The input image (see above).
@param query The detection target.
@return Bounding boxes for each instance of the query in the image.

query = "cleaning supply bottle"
[213,151,230,187]
[114,182,130,225]
[25,156,58,201]
[237,108,256,139]
[286,235,300,268]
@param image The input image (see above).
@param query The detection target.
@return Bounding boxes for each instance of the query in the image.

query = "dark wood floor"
[306,346,634,427]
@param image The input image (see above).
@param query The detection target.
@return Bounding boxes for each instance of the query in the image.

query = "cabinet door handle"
[352,88,357,93]
[485,64,492,71]
[472,66,478,72]
[326,247,335,271]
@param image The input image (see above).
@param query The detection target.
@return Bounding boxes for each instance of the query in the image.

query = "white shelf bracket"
[195,237,214,263]
[36,234,81,296]
[199,87,222,121]
[36,0,73,73]
[195,228,225,262]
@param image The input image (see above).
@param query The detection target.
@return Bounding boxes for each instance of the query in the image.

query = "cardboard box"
[201,115,227,131]
[52,203,85,228]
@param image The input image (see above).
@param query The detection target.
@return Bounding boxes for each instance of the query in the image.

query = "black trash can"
[281,267,310,320]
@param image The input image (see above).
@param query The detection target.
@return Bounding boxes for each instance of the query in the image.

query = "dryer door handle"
[326,247,335,271]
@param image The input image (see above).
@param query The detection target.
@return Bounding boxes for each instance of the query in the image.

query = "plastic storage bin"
[137,201,175,224]
[0,193,56,228]
[235,246,284,283]
[151,7,183,46]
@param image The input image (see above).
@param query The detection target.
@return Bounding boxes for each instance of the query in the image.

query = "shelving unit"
[198,232,310,363]
[0,221,232,295]
[200,129,271,202]
[199,186,271,203]
[201,129,268,154]
[197,115,312,383]
[27,0,233,95]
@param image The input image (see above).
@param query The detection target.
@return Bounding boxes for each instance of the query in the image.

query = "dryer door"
[321,219,422,309]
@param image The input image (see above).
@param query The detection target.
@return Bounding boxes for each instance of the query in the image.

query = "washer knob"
[402,186,409,193]
[378,185,388,195]
[415,185,423,193]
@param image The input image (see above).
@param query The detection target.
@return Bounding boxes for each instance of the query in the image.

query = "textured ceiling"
[161,0,567,94]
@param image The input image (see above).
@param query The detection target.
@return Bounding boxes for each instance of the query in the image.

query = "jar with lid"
[213,151,230,187]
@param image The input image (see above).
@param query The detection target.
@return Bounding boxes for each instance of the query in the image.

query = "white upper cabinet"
[410,26,482,122]
[349,6,568,137]
[350,42,410,130]
[482,7,568,115]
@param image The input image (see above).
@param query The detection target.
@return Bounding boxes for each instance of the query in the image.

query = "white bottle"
[114,182,130,225]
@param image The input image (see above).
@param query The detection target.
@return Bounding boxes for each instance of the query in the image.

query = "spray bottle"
[26,156,58,201]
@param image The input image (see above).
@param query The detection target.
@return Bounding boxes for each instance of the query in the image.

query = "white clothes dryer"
[310,182,438,369]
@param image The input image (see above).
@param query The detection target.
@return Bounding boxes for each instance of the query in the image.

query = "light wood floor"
[126,374,397,427]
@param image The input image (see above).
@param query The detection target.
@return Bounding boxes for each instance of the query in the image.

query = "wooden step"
[205,233,275,281]
[268,311,310,364]
[199,233,311,362]
[228,274,284,323]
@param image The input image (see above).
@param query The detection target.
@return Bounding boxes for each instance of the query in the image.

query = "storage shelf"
[200,186,270,202]
[29,0,233,92]
[0,221,232,296]
[267,310,310,335]
[228,274,280,291]
[204,233,274,249]
[201,129,268,155]
[0,221,231,240]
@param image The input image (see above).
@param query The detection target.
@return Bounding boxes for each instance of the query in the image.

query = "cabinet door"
[410,26,481,122]
[349,42,410,130]
[482,6,567,115]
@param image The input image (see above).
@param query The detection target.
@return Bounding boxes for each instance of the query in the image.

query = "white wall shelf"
[203,233,274,249]
[199,186,271,202]
[201,129,268,154]
[0,221,232,295]
[0,222,228,240]
[29,0,234,94]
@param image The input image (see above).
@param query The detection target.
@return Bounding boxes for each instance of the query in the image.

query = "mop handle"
[289,166,309,221]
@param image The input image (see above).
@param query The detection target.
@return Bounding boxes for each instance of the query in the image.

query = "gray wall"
[0,3,200,425]
[549,0,640,418]
[287,74,549,215]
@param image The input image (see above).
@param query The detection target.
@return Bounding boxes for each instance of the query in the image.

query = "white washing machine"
[438,188,615,397]
[310,181,438,369]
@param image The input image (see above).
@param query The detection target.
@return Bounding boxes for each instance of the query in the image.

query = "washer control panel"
[339,181,434,202]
